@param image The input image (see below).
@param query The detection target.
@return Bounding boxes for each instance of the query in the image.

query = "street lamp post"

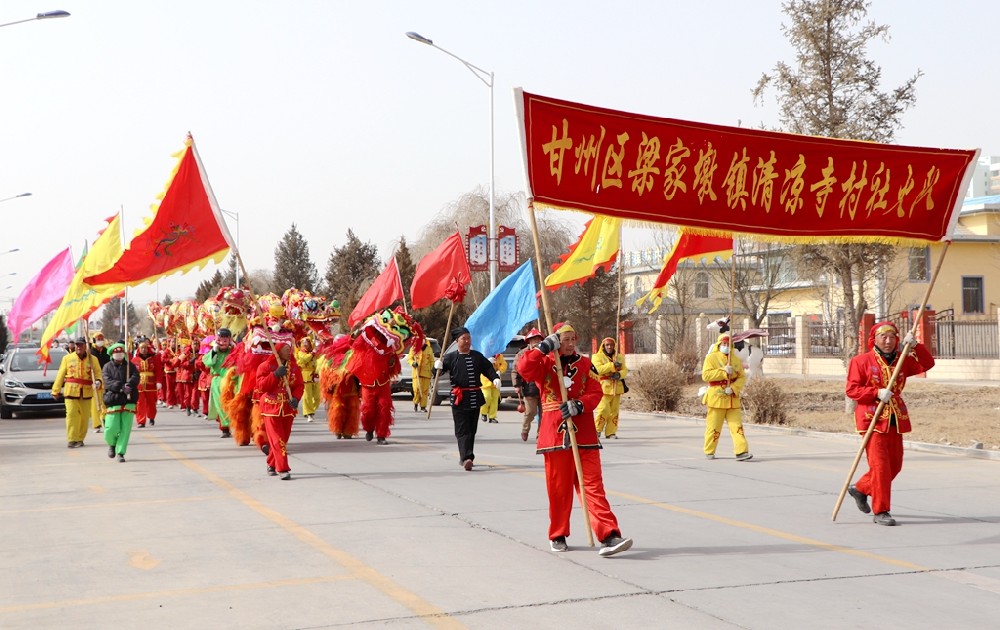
[220,209,240,288]
[0,193,31,203]
[0,10,70,29]
[406,31,497,290]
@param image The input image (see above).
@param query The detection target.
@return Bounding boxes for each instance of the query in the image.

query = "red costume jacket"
[846,343,935,434]
[255,356,305,418]
[516,348,604,453]
[133,352,164,393]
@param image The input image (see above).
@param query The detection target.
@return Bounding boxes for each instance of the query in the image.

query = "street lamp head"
[37,10,70,20]
[406,31,433,46]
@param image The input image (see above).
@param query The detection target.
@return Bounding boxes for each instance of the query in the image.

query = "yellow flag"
[544,215,622,290]
[40,215,126,359]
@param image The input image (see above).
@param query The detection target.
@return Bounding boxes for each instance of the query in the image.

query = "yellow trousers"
[704,407,749,456]
[64,398,92,443]
[480,386,499,420]
[302,381,320,417]
[411,376,431,409]
[595,394,621,437]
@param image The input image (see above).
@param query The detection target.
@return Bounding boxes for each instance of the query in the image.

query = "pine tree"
[223,255,238,287]
[195,270,224,302]
[163,294,174,307]
[272,223,318,294]
[753,0,919,357]
[394,236,416,298]
[323,229,380,317]
[99,296,141,341]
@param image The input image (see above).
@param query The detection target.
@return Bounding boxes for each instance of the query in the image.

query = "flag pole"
[82,317,106,421]
[528,199,595,547]
[425,301,456,420]
[393,255,408,314]
[831,240,951,521]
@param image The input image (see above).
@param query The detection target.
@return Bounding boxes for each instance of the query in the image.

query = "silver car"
[0,344,69,419]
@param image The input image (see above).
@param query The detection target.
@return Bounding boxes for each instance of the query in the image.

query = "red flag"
[637,230,733,313]
[410,232,472,309]
[348,257,404,327]
[84,135,235,287]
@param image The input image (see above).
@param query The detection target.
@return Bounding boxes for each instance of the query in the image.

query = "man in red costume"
[256,342,304,480]
[516,322,633,557]
[132,336,164,428]
[160,339,178,408]
[846,321,935,526]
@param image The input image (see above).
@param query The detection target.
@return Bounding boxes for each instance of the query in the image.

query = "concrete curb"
[634,409,1000,461]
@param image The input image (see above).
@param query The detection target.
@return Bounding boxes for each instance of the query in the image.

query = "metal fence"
[762,323,795,357]
[933,317,1000,359]
[631,319,658,354]
[805,320,844,356]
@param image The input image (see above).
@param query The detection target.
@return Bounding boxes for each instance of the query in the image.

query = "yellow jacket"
[407,342,436,379]
[296,349,317,381]
[592,344,628,396]
[701,340,746,409]
[479,355,507,390]
[51,353,103,399]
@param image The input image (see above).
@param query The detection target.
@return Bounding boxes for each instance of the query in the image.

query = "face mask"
[112,352,125,360]
[95,340,105,348]
[719,345,730,355]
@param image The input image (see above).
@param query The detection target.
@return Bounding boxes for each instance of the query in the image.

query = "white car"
[0,344,69,419]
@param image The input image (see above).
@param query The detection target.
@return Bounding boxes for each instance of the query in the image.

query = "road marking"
[146,434,464,629]
[128,550,161,571]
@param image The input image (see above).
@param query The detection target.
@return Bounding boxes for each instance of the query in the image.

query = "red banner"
[467,225,488,272]
[517,90,978,242]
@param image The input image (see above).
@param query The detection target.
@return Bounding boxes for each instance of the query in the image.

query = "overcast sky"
[0,0,992,313]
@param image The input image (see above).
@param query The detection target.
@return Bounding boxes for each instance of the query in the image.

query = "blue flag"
[465,260,539,358]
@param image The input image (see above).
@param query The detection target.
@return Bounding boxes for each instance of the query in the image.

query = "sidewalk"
[2,404,999,629]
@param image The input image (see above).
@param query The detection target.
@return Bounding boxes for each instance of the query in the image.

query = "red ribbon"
[444,281,466,303]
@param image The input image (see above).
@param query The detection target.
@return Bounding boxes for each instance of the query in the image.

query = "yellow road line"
[146,434,464,629]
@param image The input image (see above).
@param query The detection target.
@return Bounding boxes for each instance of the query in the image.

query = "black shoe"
[117,454,125,463]
[108,445,116,459]
[480,415,488,423]
[149,418,155,426]
[267,466,277,476]
[848,485,871,514]
[414,403,418,412]
[376,437,387,445]
[873,512,897,526]
[549,536,568,552]
[365,431,374,442]
[279,471,291,480]
[220,430,231,438]
[261,443,270,456]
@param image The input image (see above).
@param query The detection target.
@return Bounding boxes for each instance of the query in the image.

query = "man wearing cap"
[406,337,435,413]
[132,336,164,427]
[592,336,628,439]
[435,326,500,471]
[51,337,104,448]
[256,341,304,480]
[516,322,634,557]
[203,328,235,438]
[102,342,140,462]
[846,321,934,526]
[702,333,753,461]
[512,328,544,442]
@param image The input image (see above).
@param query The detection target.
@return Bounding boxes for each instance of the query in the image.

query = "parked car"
[1,345,69,419]
[432,335,528,406]
[392,337,441,396]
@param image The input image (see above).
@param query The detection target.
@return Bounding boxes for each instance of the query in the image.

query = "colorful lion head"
[354,306,423,358]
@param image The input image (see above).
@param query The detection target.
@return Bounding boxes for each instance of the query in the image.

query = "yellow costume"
[296,340,320,421]
[592,337,628,438]
[701,333,751,460]
[479,354,506,423]
[51,350,103,447]
[406,339,435,411]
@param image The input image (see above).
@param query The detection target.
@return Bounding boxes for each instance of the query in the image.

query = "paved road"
[2,401,999,629]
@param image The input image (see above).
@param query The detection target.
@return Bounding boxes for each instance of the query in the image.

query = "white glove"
[723,386,733,396]
[877,388,893,403]
[537,333,561,355]
[492,378,501,390]
[902,333,915,347]
[94,380,103,389]
[434,359,442,370]
[156,382,162,390]
[723,364,733,375]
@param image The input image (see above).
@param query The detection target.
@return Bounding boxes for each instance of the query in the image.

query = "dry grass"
[623,376,1000,451]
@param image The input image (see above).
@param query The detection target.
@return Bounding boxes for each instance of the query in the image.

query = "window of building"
[962,276,984,314]
[908,247,930,282]
[694,271,709,298]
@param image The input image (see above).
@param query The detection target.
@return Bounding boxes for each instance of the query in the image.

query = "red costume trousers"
[264,413,294,473]
[163,373,177,406]
[176,382,194,410]
[198,388,209,415]
[136,389,158,425]
[543,448,620,542]
[855,429,904,514]
[360,382,393,439]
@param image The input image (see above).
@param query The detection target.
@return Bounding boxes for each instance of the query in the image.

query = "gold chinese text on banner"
[516,90,979,243]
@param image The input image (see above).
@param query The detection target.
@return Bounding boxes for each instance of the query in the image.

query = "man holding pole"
[516,322,633,557]
[846,321,934,526]
[435,326,499,471]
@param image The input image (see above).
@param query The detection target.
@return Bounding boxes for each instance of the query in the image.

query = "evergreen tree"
[753,0,919,357]
[272,223,318,294]
[323,229,381,318]
[223,254,239,287]
[163,293,174,307]
[394,236,416,299]
[0,313,8,354]
[99,296,141,341]
[195,270,224,302]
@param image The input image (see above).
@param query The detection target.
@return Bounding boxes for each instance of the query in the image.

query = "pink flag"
[348,257,404,327]
[7,247,77,340]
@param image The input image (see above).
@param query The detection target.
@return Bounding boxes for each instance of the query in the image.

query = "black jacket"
[102,359,140,407]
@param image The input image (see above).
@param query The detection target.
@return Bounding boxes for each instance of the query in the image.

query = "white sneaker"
[549,537,568,552]
[598,536,633,557]
[306,415,314,423]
